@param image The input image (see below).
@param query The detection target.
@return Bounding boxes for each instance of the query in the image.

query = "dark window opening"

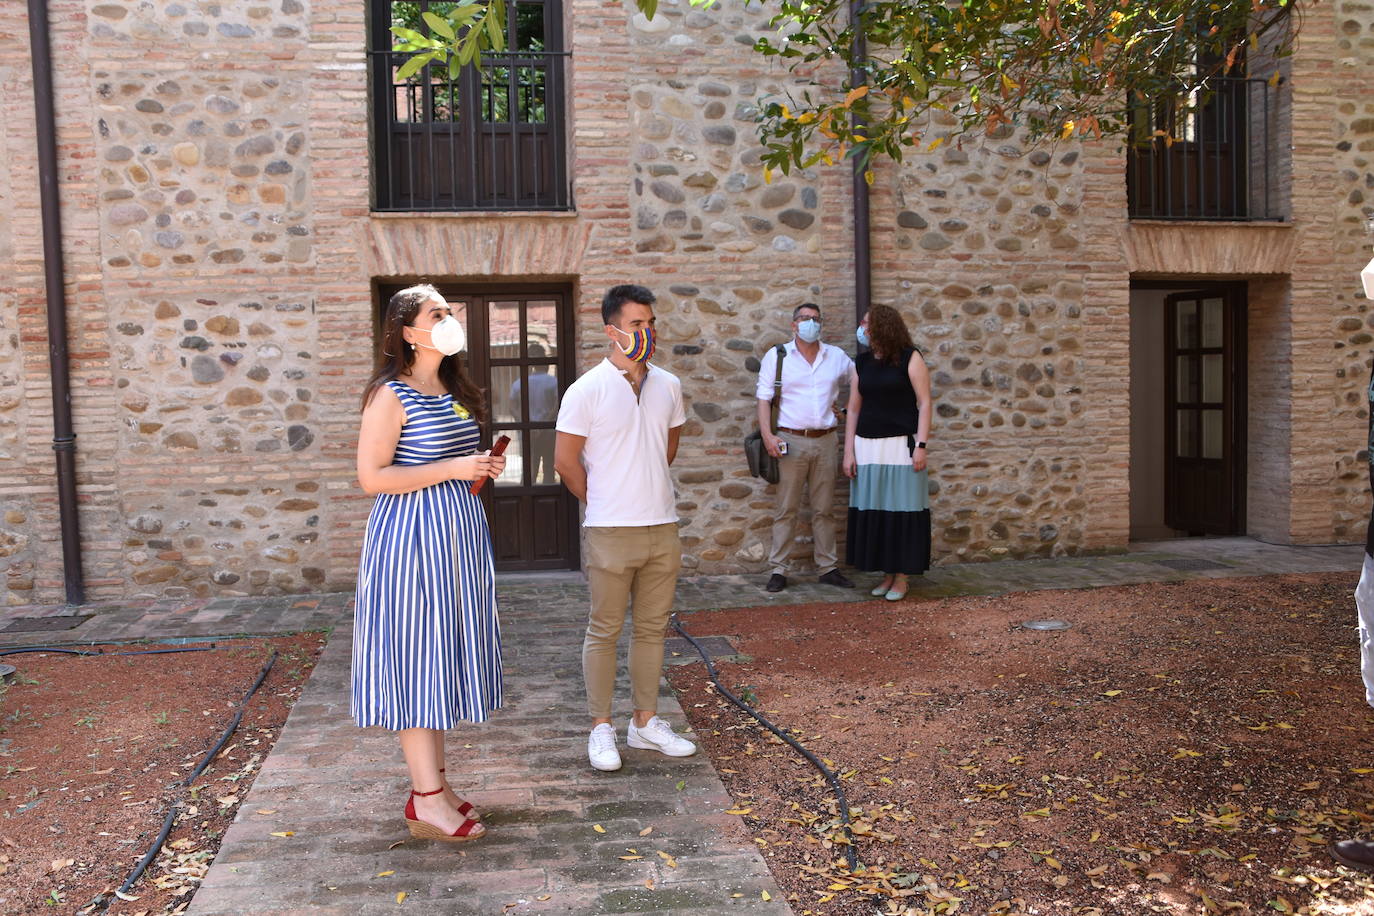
[368,0,570,211]
[1127,43,1282,221]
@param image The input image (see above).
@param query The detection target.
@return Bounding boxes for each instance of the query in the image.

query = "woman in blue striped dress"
[353,284,505,843]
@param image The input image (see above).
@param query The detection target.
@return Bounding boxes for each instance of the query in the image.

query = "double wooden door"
[377,283,579,570]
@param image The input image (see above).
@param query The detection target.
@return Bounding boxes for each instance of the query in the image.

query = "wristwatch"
[916,441,927,449]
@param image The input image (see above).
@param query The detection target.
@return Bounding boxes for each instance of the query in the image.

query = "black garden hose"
[0,645,224,658]
[83,649,279,913]
[114,803,180,900]
[670,613,859,872]
[183,650,277,786]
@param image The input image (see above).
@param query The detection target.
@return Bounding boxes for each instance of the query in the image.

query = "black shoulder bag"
[744,344,787,485]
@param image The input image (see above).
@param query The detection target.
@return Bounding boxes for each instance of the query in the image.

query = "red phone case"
[469,434,511,495]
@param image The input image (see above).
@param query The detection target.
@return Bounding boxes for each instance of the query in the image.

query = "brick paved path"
[0,538,1362,914]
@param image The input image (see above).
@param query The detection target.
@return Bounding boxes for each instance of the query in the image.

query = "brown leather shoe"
[1330,838,1374,872]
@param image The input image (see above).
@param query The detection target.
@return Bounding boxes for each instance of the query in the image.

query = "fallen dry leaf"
[592,824,606,834]
[396,891,407,904]
[639,826,653,837]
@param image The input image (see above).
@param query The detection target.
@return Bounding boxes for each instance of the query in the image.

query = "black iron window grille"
[1127,75,1282,221]
[369,0,570,212]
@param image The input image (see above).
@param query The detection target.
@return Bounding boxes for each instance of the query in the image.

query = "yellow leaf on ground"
[1085,864,1108,876]
[396,891,407,904]
[639,827,653,837]
[762,890,772,901]
[376,870,394,878]
[593,824,606,833]
[256,809,278,815]
[269,831,294,838]
[725,808,752,815]
[1103,690,1123,697]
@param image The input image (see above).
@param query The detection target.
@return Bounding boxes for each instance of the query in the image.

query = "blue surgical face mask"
[856,325,870,348]
[796,318,821,343]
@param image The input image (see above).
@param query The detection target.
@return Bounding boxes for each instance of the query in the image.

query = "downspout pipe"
[28,0,85,606]
[848,0,871,325]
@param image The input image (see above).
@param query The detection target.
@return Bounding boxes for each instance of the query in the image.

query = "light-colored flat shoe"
[884,588,908,601]
[870,583,890,597]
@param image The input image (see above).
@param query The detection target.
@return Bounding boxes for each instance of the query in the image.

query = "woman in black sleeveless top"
[842,305,932,599]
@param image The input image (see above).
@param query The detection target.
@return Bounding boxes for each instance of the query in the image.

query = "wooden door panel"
[1163,286,1246,535]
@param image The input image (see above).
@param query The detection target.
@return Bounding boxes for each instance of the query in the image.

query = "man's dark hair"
[602,285,657,326]
[793,302,822,320]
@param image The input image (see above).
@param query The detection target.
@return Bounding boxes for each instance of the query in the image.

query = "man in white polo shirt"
[554,284,697,772]
[756,302,856,593]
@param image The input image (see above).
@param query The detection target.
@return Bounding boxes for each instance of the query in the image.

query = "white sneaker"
[626,715,697,757]
[588,723,622,771]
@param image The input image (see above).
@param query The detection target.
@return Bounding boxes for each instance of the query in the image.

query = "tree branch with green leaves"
[393,0,1305,174]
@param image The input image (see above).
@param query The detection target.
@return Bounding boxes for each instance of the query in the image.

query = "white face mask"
[415,315,467,356]
[796,318,821,343]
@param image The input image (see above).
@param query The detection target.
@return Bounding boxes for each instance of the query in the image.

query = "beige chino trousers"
[582,523,682,719]
[767,430,839,576]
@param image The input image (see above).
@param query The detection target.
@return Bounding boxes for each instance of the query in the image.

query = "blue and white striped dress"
[351,380,503,729]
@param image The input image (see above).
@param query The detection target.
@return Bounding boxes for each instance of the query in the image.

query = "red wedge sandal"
[438,767,480,821]
[404,788,485,843]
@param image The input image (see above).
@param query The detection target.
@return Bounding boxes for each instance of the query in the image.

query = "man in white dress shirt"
[755,302,856,593]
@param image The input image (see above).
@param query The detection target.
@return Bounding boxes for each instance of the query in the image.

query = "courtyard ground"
[671,572,1374,915]
[0,537,1367,914]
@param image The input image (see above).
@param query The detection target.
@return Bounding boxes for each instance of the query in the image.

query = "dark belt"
[777,426,835,438]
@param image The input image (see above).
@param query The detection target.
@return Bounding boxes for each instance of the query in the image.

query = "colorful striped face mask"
[610,324,655,362]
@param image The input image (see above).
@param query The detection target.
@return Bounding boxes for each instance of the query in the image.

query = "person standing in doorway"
[756,303,856,593]
[554,284,698,772]
[510,343,560,484]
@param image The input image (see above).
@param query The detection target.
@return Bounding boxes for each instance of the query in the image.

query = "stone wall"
[1325,0,1374,542]
[0,50,29,593]
[858,130,1127,562]
[1,0,1371,604]
[616,0,857,572]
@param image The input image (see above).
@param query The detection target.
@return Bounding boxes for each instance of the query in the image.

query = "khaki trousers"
[583,523,682,719]
[768,430,839,576]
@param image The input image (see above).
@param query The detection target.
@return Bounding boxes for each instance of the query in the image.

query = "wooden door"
[1164,287,1247,535]
[377,283,579,570]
